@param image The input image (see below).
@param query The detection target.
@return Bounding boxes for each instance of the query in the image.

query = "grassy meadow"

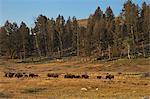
[0,57,150,99]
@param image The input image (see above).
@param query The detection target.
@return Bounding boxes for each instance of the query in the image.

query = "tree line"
[0,0,150,60]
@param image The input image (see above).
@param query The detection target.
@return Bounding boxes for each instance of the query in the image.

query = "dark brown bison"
[82,74,89,79]
[74,75,81,78]
[97,76,102,79]
[15,73,23,78]
[24,74,28,77]
[105,74,114,80]
[118,72,122,75]
[4,72,8,77]
[29,73,39,78]
[22,72,28,77]
[47,73,59,78]
[64,74,75,78]
[4,72,15,78]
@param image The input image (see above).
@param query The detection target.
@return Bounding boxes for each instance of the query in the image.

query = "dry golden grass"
[0,58,150,99]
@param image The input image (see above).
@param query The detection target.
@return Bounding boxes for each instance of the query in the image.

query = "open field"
[0,58,150,99]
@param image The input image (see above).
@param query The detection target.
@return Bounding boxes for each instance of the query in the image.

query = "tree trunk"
[142,41,146,57]
[35,35,41,60]
[57,47,61,58]
[10,49,15,59]
[108,45,111,60]
[57,33,63,57]
[43,28,48,57]
[131,26,135,57]
[23,41,26,61]
[101,49,104,57]
[127,44,131,59]
[60,40,63,57]
[77,32,80,57]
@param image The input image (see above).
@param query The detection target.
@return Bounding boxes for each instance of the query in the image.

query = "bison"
[105,73,114,80]
[118,72,122,75]
[47,73,59,78]
[29,73,39,78]
[64,74,75,78]
[97,76,102,79]
[74,75,81,78]
[22,72,28,77]
[15,73,23,78]
[4,72,15,78]
[4,72,8,77]
[82,74,89,79]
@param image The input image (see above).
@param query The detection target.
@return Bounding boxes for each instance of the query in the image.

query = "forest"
[0,0,150,61]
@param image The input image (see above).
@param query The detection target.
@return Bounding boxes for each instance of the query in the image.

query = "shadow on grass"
[0,92,12,98]
[64,65,81,68]
[21,87,47,94]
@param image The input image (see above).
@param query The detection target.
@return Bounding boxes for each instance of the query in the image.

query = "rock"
[81,88,88,91]
[96,88,99,91]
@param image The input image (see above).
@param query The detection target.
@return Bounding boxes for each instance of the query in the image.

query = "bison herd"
[64,74,89,79]
[4,72,39,78]
[4,72,114,80]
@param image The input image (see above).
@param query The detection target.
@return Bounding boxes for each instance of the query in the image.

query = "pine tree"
[18,22,30,61]
[64,16,73,49]
[55,15,65,57]
[3,21,20,59]
[72,16,79,56]
[105,6,115,59]
[36,15,48,57]
[0,26,8,56]
[122,0,140,57]
[46,18,56,56]
[113,16,123,57]
[140,2,150,57]
[78,26,86,56]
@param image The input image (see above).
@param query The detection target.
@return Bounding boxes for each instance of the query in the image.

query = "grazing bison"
[47,73,59,78]
[24,74,28,77]
[118,72,122,75]
[74,75,81,78]
[29,73,39,78]
[9,72,15,78]
[82,74,89,79]
[97,76,102,79]
[4,72,31,78]
[15,73,23,78]
[64,74,75,78]
[4,72,8,77]
[105,73,114,80]
[22,72,28,77]
[4,72,15,78]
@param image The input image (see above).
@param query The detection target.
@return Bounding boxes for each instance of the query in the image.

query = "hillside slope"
[78,19,88,27]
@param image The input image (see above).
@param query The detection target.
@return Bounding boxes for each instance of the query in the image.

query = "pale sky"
[0,0,149,27]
